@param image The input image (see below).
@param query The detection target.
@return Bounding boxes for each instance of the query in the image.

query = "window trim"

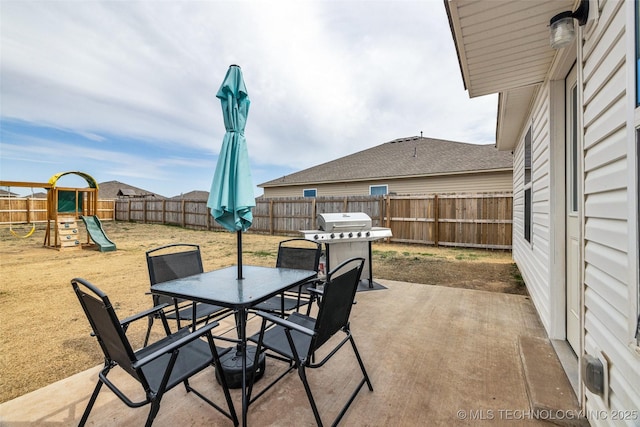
[523,126,533,244]
[369,184,388,196]
[302,188,317,198]
[632,1,640,347]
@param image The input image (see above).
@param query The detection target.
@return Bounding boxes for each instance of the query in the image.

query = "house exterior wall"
[512,83,554,335]
[262,170,513,198]
[510,0,640,422]
[581,0,640,418]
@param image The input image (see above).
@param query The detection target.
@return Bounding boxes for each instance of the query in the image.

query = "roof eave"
[445,0,575,148]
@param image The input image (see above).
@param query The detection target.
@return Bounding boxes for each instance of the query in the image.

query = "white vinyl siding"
[582,0,640,420]
[512,84,553,335]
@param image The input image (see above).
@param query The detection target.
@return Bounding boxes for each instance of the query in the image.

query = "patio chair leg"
[349,336,373,391]
[298,365,323,427]
[79,380,103,426]
[145,400,161,427]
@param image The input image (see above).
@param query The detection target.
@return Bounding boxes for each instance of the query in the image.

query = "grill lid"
[317,212,372,232]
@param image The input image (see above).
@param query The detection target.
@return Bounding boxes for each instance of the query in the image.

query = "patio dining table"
[150,264,317,427]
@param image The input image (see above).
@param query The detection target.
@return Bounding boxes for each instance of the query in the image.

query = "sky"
[0,0,497,198]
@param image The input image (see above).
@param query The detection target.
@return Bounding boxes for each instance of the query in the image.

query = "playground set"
[0,171,116,252]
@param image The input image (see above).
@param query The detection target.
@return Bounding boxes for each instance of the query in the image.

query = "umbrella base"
[215,345,266,389]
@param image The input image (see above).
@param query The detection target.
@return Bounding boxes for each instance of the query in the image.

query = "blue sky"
[0,0,497,198]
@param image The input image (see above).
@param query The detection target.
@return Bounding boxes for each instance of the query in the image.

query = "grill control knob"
[348,232,353,238]
[366,231,371,237]
[357,232,362,237]
[314,234,319,240]
[339,233,344,238]
[330,233,335,239]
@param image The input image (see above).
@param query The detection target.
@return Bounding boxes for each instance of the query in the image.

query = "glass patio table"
[150,265,317,426]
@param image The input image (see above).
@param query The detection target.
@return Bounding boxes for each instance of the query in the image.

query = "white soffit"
[496,85,538,151]
[447,0,574,98]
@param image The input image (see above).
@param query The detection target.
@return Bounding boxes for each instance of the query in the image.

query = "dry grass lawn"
[0,221,520,403]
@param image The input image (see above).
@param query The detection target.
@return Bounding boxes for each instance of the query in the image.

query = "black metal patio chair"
[247,257,373,426]
[71,278,238,426]
[252,238,322,317]
[144,243,229,345]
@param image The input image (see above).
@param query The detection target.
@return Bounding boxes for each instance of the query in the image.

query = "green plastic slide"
[80,216,116,252]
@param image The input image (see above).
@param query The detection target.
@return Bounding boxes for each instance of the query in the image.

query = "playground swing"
[8,187,36,239]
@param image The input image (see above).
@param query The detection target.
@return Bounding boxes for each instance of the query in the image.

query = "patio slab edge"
[518,335,589,427]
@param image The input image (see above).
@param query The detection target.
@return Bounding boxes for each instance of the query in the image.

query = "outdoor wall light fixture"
[549,0,589,49]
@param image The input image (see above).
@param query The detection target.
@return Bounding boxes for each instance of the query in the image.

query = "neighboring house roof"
[97,180,166,199]
[260,136,512,188]
[445,0,574,150]
[117,189,138,197]
[169,190,210,200]
[0,189,19,197]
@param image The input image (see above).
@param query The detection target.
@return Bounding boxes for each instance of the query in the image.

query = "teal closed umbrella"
[207,65,255,278]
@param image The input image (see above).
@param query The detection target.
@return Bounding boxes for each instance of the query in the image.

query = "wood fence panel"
[105,192,513,249]
[127,199,146,222]
[271,198,313,234]
[252,199,272,233]
[143,200,166,224]
[1,198,114,224]
[434,193,512,249]
[184,200,209,230]
[388,196,435,245]
[96,200,115,220]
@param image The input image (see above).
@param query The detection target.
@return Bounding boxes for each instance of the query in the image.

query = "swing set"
[1,171,104,250]
[6,186,37,238]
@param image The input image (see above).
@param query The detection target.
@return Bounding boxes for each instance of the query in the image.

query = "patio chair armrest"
[132,320,220,369]
[254,310,315,337]
[120,303,169,327]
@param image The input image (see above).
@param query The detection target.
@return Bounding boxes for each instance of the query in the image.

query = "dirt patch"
[372,253,526,295]
[0,221,523,403]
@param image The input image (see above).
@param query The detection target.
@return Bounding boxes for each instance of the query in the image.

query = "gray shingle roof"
[97,181,166,199]
[260,136,512,187]
[169,190,209,200]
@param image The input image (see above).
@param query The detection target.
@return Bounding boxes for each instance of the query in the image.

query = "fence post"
[385,194,391,229]
[269,199,274,235]
[181,199,186,227]
[433,194,439,247]
[26,198,32,224]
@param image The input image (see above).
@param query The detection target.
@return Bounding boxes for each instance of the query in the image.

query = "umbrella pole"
[237,231,243,279]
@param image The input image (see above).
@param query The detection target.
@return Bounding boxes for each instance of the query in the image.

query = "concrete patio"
[0,280,582,426]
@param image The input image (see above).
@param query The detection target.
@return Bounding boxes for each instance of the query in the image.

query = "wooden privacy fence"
[115,193,513,249]
[0,198,116,224]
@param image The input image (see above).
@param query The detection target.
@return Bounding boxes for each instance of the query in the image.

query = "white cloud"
[0,0,497,197]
